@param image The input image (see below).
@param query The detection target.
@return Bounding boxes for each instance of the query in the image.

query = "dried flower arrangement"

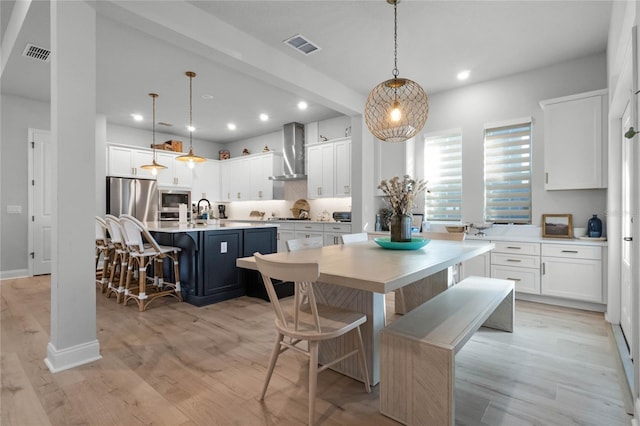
[378,175,428,216]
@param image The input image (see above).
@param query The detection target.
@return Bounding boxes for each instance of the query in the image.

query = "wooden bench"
[380,276,515,426]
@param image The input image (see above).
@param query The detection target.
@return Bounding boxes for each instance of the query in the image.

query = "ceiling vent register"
[283,34,320,55]
[22,43,51,62]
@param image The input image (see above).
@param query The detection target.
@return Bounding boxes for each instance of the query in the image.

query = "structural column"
[45,0,101,372]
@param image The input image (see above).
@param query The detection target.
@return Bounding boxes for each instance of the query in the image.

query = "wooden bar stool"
[254,252,371,426]
[95,216,112,293]
[104,215,129,302]
[119,215,183,311]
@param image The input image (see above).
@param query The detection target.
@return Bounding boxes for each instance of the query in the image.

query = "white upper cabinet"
[155,151,193,188]
[249,152,283,200]
[107,145,154,178]
[307,138,351,199]
[540,89,607,190]
[191,160,220,202]
[334,139,351,197]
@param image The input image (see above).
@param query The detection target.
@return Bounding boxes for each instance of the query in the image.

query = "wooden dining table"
[236,239,494,385]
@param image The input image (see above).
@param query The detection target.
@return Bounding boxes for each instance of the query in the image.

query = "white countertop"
[145,221,279,233]
[226,218,349,224]
[367,231,608,246]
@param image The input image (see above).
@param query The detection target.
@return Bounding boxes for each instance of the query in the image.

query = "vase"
[587,214,602,238]
[390,214,412,242]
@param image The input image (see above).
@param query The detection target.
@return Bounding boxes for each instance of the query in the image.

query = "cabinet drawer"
[294,222,324,232]
[542,244,601,260]
[491,253,540,269]
[493,241,540,256]
[276,223,295,231]
[323,223,352,233]
[491,265,540,295]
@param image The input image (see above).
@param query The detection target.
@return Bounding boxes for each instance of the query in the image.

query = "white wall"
[1,94,50,273]
[373,52,608,230]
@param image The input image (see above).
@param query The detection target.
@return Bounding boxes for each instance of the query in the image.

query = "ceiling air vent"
[22,43,51,62]
[283,34,321,56]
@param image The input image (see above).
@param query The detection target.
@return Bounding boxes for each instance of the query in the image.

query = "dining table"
[236,238,494,385]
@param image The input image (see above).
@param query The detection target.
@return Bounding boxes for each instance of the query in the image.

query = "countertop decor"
[378,175,428,242]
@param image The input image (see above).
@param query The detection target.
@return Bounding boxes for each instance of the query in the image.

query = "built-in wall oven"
[159,189,191,221]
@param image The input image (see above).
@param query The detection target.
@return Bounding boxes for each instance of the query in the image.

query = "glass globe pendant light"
[176,71,206,168]
[140,93,167,176]
[364,0,429,143]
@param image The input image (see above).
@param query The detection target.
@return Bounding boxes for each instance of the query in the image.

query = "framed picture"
[412,213,424,233]
[542,214,573,238]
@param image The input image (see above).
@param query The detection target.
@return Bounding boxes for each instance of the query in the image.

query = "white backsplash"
[225,179,352,220]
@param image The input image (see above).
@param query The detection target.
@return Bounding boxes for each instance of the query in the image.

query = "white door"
[621,101,633,354]
[29,129,53,275]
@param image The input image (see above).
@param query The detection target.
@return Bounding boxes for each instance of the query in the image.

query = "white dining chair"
[340,232,368,244]
[254,252,371,426]
[286,236,323,252]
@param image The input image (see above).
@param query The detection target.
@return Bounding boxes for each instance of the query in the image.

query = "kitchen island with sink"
[147,221,278,306]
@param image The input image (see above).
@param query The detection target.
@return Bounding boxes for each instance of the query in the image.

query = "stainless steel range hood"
[269,122,306,181]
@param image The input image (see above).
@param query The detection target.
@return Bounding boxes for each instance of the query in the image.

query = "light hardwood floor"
[1,275,632,425]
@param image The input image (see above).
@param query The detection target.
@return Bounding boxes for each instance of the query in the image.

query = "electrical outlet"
[7,205,22,214]
[220,241,227,253]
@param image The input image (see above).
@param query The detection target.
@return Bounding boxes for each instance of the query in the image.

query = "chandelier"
[364,0,429,143]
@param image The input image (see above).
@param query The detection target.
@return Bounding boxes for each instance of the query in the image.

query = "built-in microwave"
[159,189,191,221]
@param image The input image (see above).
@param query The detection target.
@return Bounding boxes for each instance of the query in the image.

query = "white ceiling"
[1,0,612,144]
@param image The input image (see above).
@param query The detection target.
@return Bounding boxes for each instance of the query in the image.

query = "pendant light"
[140,93,167,176]
[364,0,429,143]
[176,71,206,168]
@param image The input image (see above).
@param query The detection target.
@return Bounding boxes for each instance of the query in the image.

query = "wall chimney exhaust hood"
[269,122,306,181]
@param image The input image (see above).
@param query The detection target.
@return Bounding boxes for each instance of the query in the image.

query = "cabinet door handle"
[506,277,521,282]
[277,233,280,240]
[258,190,263,198]
[545,172,549,184]
[541,263,545,275]
[317,187,322,196]
[561,250,578,253]
[506,259,522,262]
[506,246,521,249]
[344,185,350,194]
[624,237,633,241]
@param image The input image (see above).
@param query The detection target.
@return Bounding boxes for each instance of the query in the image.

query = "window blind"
[424,131,462,221]
[484,121,532,223]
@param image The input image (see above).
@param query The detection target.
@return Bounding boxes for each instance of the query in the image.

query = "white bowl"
[573,227,587,237]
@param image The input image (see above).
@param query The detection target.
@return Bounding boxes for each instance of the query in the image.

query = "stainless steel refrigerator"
[106,177,158,222]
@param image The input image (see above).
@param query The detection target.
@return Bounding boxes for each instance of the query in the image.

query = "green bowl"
[373,237,430,250]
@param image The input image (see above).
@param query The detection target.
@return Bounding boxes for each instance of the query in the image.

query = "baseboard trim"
[44,340,101,373]
[515,292,605,312]
[0,269,29,280]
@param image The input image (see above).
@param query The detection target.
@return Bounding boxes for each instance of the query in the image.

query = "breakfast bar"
[237,239,494,385]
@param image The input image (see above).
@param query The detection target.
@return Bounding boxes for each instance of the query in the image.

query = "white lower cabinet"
[490,241,541,295]
[461,252,490,279]
[276,222,352,252]
[276,223,295,253]
[541,244,602,303]
[323,223,352,246]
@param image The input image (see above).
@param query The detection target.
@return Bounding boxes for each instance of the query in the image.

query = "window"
[424,130,462,221]
[483,119,532,223]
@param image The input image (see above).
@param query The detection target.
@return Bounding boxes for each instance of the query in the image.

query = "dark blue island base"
[152,226,278,307]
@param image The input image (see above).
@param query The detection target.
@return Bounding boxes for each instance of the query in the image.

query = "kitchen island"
[148,221,278,306]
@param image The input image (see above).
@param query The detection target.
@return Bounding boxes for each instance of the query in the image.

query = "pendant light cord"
[152,94,157,161]
[189,73,193,149]
[392,0,398,79]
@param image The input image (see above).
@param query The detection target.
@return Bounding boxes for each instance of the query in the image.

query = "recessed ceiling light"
[201,94,214,100]
[227,123,237,130]
[457,70,471,80]
[297,101,308,110]
[131,113,143,121]
[187,125,196,132]
[259,113,269,122]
